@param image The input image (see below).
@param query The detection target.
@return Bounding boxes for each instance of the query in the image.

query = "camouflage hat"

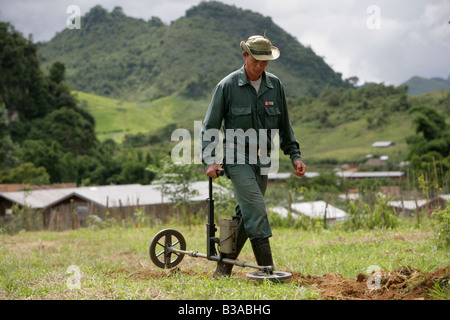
[240,35,280,61]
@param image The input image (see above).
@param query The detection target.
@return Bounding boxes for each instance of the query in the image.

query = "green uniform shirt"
[201,64,302,168]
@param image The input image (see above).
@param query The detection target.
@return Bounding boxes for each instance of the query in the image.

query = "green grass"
[1,223,448,300]
[295,118,411,163]
[74,91,208,142]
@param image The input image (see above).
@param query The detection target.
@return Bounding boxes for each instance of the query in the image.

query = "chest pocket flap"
[232,106,252,116]
[264,106,281,116]
[264,106,280,129]
[231,106,252,130]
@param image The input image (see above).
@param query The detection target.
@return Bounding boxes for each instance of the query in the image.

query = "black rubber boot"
[250,237,274,272]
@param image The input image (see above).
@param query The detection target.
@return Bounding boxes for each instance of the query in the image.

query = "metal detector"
[149,170,292,282]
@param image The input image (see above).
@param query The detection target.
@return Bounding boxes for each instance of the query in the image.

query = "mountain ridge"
[401,75,450,95]
[37,2,349,101]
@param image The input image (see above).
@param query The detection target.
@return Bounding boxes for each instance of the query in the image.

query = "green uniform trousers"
[224,163,272,240]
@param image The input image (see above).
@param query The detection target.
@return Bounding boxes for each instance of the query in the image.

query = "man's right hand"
[206,164,224,179]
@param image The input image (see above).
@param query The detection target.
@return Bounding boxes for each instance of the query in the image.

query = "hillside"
[402,75,450,95]
[75,91,209,141]
[38,2,348,101]
[2,11,450,189]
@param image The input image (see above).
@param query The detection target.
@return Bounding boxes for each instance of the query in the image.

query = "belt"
[224,142,271,157]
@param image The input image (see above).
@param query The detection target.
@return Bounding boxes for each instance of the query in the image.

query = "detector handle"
[206,169,224,259]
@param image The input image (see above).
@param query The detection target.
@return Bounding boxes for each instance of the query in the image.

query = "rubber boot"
[250,237,274,273]
[213,222,247,278]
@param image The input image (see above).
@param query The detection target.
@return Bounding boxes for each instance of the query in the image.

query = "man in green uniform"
[201,34,306,277]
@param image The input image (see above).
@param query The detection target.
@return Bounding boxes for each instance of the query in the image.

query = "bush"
[343,194,398,231]
[430,200,450,249]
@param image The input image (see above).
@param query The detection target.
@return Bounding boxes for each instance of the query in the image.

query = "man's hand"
[293,160,306,177]
[206,164,224,179]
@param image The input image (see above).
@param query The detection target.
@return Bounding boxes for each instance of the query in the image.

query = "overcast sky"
[1,0,449,86]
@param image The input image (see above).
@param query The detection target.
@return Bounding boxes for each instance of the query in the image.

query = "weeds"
[430,200,450,249]
[428,277,450,300]
[342,194,398,231]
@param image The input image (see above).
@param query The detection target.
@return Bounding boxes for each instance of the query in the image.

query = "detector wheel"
[149,229,186,269]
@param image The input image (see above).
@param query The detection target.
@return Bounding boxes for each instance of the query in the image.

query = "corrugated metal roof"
[336,171,404,178]
[0,188,78,208]
[372,141,394,147]
[271,201,348,220]
[291,201,348,220]
[268,172,320,180]
[389,195,450,211]
[388,200,429,210]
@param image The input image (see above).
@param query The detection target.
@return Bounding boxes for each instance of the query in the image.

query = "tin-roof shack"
[372,141,395,148]
[0,182,230,231]
[388,194,450,215]
[271,201,348,224]
[336,171,405,180]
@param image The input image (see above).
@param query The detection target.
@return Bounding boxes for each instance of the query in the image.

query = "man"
[201,34,306,277]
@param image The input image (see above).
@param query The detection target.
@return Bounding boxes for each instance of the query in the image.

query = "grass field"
[294,118,411,163]
[74,91,209,142]
[1,221,449,301]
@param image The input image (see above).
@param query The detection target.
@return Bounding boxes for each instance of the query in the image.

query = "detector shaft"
[167,246,273,273]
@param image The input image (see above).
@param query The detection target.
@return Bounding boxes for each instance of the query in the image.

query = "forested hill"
[38,2,349,101]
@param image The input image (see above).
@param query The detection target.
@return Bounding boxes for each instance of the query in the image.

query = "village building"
[0,182,230,231]
[271,201,348,224]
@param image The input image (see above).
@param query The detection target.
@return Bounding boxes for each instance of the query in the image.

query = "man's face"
[243,52,269,80]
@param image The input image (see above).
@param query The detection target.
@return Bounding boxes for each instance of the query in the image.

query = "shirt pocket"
[231,106,252,130]
[264,106,281,129]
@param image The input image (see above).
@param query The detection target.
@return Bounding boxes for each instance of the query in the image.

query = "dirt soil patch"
[290,265,450,300]
[107,265,450,300]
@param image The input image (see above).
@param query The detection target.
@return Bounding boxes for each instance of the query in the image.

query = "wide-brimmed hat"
[240,35,280,61]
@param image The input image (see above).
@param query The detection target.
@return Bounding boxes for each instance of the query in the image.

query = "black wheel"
[149,229,186,269]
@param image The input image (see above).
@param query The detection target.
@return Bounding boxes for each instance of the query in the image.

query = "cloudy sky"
[1,0,449,86]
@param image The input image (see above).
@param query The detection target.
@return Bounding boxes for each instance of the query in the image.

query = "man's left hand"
[293,160,306,177]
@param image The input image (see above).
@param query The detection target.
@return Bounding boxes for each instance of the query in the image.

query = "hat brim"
[240,41,280,61]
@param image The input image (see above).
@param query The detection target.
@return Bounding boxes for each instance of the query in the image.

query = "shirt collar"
[238,64,273,89]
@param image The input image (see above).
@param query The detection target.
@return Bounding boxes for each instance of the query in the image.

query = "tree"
[407,105,450,157]
[147,157,201,223]
[43,107,98,156]
[406,105,450,190]
[0,22,49,121]
[409,105,446,141]
[16,140,62,183]
[46,61,78,111]
[0,162,50,185]
[0,102,19,170]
